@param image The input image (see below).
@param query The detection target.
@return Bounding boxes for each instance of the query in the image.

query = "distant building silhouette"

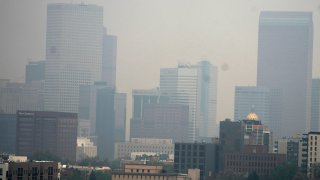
[44,3,104,113]
[311,79,320,131]
[102,31,117,89]
[257,11,313,136]
[25,61,45,84]
[234,86,282,140]
[16,111,78,162]
[160,61,218,141]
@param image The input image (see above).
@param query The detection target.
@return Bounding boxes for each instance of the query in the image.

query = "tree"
[271,162,298,180]
[247,171,259,180]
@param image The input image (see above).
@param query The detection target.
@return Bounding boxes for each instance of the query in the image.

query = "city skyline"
[1,0,319,123]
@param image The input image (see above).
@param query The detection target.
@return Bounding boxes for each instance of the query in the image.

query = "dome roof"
[246,113,259,120]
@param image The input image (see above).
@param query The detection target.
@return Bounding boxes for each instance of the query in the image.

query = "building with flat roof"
[114,138,174,160]
[16,111,78,161]
[112,164,199,180]
[174,142,218,180]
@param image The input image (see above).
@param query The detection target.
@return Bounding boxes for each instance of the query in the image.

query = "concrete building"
[76,137,97,162]
[274,135,302,167]
[7,161,61,180]
[102,32,117,89]
[45,3,104,113]
[311,79,320,131]
[257,11,313,137]
[114,93,127,142]
[160,61,218,141]
[114,138,174,160]
[0,79,43,114]
[16,111,78,162]
[0,114,16,154]
[174,142,218,180]
[131,103,189,142]
[25,61,45,84]
[112,164,199,180]
[306,132,320,178]
[224,153,286,176]
[234,86,282,140]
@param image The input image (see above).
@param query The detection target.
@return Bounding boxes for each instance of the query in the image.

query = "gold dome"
[246,113,259,120]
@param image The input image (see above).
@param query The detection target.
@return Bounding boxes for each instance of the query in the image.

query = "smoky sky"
[0,0,319,123]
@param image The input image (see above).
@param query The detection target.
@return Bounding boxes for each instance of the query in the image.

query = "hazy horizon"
[1,0,319,124]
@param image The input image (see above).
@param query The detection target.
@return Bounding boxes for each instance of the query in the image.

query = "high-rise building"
[25,61,45,84]
[131,103,189,142]
[96,86,115,160]
[160,61,217,141]
[16,111,78,162]
[114,93,127,142]
[0,79,44,114]
[79,82,125,160]
[44,3,103,113]
[311,79,320,131]
[0,113,16,154]
[257,11,313,136]
[234,86,282,139]
[102,32,117,89]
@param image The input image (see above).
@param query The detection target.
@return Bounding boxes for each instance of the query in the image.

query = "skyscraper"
[234,86,282,139]
[160,61,217,141]
[257,12,313,136]
[25,61,45,84]
[102,32,117,89]
[44,4,103,113]
[311,79,320,131]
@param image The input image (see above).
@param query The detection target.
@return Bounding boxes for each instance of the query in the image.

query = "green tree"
[90,170,111,180]
[247,171,259,180]
[271,162,298,180]
[66,169,86,180]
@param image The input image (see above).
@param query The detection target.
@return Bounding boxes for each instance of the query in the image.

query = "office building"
[311,79,320,131]
[234,86,282,139]
[224,153,286,176]
[102,32,117,89]
[16,111,78,161]
[45,3,104,113]
[174,142,218,180]
[25,61,45,84]
[160,61,218,141]
[76,137,97,162]
[112,164,200,180]
[114,93,127,142]
[114,138,174,160]
[257,11,313,136]
[0,114,16,154]
[6,161,61,180]
[79,82,124,160]
[275,135,302,167]
[131,103,189,142]
[305,132,320,178]
[0,79,43,114]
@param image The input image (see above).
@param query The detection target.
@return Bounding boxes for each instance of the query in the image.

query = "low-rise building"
[114,138,174,160]
[112,164,199,180]
[76,137,97,162]
[224,153,286,176]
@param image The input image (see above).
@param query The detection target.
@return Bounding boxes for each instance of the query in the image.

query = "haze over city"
[1,0,320,123]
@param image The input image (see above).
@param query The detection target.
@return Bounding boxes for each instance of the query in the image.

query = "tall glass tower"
[160,61,217,141]
[257,11,313,136]
[45,4,103,113]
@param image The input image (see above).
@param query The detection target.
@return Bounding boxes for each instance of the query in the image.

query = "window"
[0,168,2,176]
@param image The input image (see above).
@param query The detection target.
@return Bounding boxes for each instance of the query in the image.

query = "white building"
[307,132,320,178]
[45,3,104,113]
[76,137,97,162]
[160,61,217,141]
[114,138,174,160]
